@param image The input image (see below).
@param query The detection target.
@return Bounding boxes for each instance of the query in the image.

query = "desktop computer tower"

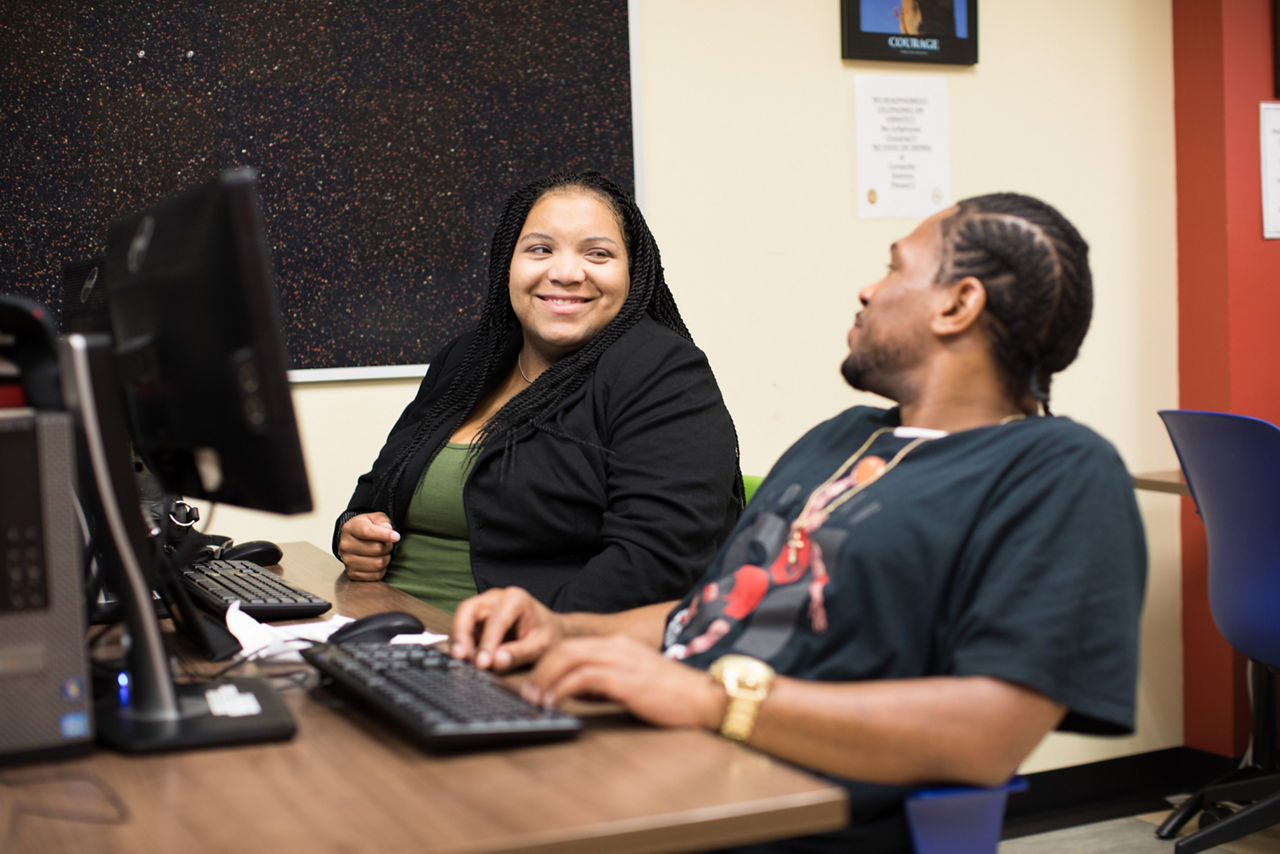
[0,412,93,763]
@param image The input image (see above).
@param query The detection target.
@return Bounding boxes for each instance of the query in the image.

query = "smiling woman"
[508,191,632,375]
[334,171,745,615]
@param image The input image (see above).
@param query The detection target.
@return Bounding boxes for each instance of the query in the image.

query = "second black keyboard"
[301,642,582,751]
[181,559,332,621]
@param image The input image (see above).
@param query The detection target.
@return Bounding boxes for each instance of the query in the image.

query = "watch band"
[709,655,775,742]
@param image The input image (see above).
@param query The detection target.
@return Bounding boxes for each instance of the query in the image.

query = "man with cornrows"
[450,193,1147,853]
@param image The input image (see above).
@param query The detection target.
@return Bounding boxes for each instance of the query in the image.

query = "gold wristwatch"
[708,654,775,742]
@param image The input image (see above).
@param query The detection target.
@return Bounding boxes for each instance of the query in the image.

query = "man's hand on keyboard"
[451,587,565,673]
[521,634,724,730]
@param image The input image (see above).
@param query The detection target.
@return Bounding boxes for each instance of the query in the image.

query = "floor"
[1000,809,1280,852]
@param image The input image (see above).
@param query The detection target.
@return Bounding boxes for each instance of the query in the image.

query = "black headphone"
[0,294,63,411]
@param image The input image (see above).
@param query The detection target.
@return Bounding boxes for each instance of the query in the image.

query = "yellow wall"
[210,0,1183,773]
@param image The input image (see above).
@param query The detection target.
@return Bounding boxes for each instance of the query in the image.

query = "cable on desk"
[0,770,129,854]
[86,621,116,652]
[267,668,317,693]
[86,627,128,683]
[182,636,319,688]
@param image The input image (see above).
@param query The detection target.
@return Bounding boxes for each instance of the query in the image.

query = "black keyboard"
[301,642,582,750]
[181,559,331,621]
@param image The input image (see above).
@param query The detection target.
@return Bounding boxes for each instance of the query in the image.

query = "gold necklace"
[785,427,933,566]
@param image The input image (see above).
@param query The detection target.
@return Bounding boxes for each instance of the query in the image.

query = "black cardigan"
[335,319,741,612]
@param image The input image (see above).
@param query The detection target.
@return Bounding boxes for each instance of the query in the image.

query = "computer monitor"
[58,167,310,752]
[104,169,310,514]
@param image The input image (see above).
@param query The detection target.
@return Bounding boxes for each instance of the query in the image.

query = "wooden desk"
[1132,469,1191,497]
[0,543,847,853]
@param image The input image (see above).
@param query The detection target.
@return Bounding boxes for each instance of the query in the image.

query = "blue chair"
[905,777,1027,854]
[1155,409,1280,852]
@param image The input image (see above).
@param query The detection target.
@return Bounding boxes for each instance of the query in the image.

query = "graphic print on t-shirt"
[663,456,887,663]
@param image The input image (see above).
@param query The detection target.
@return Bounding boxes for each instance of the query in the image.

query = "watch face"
[711,655,774,742]
[713,654,774,687]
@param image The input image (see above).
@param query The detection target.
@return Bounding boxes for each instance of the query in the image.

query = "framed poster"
[841,0,978,66]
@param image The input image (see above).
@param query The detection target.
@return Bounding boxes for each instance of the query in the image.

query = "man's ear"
[932,276,986,336]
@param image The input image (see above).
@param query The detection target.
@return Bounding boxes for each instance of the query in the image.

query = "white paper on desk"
[223,603,448,662]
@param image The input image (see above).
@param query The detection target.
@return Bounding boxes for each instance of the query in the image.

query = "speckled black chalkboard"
[0,0,633,370]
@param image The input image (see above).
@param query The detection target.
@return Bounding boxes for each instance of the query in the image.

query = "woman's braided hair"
[935,192,1093,415]
[372,170,713,516]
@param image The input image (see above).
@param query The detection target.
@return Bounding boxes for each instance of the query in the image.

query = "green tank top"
[383,442,479,613]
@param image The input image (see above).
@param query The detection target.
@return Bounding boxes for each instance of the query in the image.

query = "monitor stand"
[60,333,295,752]
[94,678,294,753]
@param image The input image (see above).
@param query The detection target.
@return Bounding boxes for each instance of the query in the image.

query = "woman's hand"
[523,635,725,730]
[338,512,400,581]
[451,587,567,672]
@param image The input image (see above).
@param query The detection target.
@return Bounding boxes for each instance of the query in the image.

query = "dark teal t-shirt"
[663,406,1147,853]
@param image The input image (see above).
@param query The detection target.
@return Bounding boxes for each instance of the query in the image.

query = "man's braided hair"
[936,192,1093,415]
[372,170,735,517]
